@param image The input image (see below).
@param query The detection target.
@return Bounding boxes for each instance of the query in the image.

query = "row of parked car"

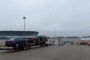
[5,36,52,51]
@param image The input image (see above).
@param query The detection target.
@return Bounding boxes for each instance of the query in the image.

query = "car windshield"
[8,38,16,41]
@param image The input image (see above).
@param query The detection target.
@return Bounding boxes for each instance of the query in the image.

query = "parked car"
[27,36,40,46]
[27,36,48,46]
[46,40,52,45]
[38,36,48,46]
[5,37,28,47]
[80,40,85,45]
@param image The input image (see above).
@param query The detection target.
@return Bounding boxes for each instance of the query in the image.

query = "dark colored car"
[39,36,47,41]
[5,37,28,47]
[27,36,39,46]
[38,36,48,46]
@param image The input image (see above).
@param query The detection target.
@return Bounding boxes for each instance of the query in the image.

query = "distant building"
[47,37,50,39]
[82,36,90,38]
[56,36,65,38]
[0,31,39,38]
[67,36,80,39]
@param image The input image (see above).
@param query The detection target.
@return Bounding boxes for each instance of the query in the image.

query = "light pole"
[23,17,26,36]
[55,27,56,38]
[53,27,56,46]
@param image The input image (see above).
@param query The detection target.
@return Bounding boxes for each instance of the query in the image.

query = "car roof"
[28,36,38,38]
[10,37,28,39]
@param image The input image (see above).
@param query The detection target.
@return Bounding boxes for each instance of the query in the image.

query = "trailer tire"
[40,45,43,47]
[25,46,30,50]
[26,46,27,50]
[28,45,31,49]
[46,44,48,46]
[24,46,28,50]
[14,48,17,51]
[21,46,24,50]
[17,47,20,51]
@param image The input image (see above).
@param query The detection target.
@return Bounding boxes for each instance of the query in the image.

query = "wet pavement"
[0,40,90,60]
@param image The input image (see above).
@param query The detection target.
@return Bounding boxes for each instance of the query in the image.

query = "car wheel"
[26,42,28,45]
[16,43,19,47]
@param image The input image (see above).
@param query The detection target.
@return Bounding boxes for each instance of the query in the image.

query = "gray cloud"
[0,0,90,37]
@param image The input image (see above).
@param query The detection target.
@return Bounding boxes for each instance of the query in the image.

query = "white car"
[46,40,52,45]
[80,40,85,45]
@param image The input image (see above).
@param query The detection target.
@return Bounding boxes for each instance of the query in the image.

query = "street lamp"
[55,27,56,38]
[53,27,56,46]
[23,17,26,36]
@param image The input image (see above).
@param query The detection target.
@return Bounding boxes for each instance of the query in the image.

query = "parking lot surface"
[0,41,90,60]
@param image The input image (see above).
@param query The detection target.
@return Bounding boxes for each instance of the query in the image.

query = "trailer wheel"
[26,46,28,50]
[21,46,24,50]
[14,48,17,51]
[40,45,43,47]
[25,46,30,50]
[46,44,48,46]
[17,47,20,51]
[24,46,28,50]
[28,45,31,49]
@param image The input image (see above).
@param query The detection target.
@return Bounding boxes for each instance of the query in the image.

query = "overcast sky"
[0,0,90,37]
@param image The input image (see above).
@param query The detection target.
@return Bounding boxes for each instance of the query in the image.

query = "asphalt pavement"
[0,41,90,60]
